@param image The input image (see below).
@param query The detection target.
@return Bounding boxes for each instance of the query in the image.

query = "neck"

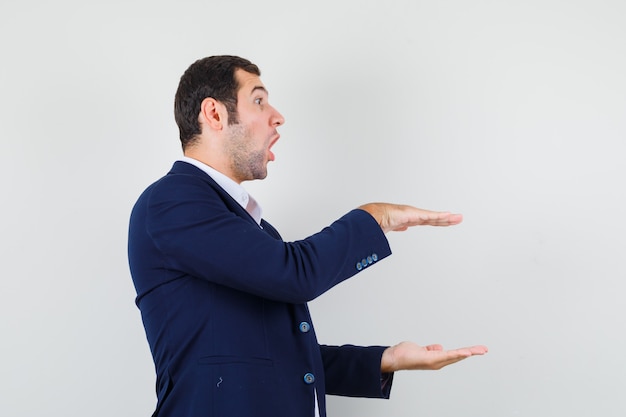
[184,149,242,184]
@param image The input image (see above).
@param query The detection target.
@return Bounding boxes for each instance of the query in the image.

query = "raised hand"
[358,203,463,233]
[381,341,488,372]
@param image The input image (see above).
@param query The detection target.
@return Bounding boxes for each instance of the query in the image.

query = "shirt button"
[303,373,315,384]
[299,322,310,333]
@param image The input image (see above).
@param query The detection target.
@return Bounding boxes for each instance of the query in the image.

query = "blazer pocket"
[198,355,279,416]
[198,355,273,366]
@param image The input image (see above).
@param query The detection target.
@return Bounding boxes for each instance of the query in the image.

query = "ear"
[199,97,228,131]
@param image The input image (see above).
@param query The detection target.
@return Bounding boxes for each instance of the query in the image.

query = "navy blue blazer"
[128,161,393,417]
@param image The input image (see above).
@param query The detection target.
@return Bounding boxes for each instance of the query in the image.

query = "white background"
[1,1,625,416]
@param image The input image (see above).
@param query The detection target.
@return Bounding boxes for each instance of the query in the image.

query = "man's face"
[223,69,284,183]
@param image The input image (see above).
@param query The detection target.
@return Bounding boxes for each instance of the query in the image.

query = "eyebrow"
[250,85,268,95]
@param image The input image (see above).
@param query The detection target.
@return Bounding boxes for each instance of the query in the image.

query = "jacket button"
[299,322,310,333]
[356,261,363,271]
[372,253,378,262]
[303,373,315,384]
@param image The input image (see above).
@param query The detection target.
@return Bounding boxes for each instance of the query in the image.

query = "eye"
[254,97,263,105]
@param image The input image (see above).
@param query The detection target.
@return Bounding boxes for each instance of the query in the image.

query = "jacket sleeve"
[321,344,394,398]
[140,173,392,304]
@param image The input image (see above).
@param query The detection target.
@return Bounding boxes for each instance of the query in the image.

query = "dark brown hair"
[174,55,260,149]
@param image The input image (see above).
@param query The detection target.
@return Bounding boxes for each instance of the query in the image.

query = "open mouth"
[268,133,280,161]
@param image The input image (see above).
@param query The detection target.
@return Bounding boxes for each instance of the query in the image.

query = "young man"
[128,55,487,417]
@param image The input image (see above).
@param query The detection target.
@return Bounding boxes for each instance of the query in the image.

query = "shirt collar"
[178,156,263,225]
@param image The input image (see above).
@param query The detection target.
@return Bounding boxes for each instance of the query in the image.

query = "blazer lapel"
[168,161,277,233]
[260,220,282,240]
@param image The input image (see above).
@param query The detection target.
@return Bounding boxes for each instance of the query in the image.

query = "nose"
[272,106,285,127]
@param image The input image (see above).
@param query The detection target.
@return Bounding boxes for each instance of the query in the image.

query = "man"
[128,55,487,417]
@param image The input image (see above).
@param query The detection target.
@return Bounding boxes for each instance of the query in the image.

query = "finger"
[412,213,463,226]
[419,351,470,370]
[457,345,489,355]
[425,344,444,351]
[448,213,463,224]
[428,347,487,370]
[469,345,489,355]
[433,213,463,225]
[432,356,471,370]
